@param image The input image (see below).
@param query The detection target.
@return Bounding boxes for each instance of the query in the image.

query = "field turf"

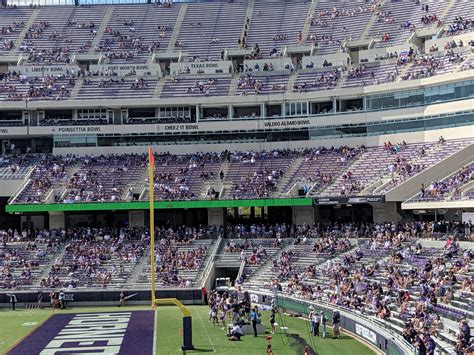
[0,305,375,355]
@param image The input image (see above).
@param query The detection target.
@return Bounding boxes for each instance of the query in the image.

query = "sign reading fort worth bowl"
[89,63,160,76]
[6,311,154,355]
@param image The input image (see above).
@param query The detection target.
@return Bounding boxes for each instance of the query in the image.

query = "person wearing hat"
[309,307,320,336]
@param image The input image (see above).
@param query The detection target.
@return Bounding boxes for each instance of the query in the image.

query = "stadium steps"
[242,239,296,291]
[359,0,386,40]
[198,161,227,199]
[128,248,150,285]
[167,3,188,51]
[275,157,304,197]
[369,141,451,195]
[439,0,457,24]
[239,0,255,44]
[54,161,86,202]
[386,142,474,202]
[284,70,299,95]
[395,62,415,82]
[315,150,366,196]
[153,77,165,98]
[195,239,219,285]
[459,180,474,197]
[35,243,67,286]
[300,0,319,45]
[88,6,115,54]
[70,78,84,100]
[9,8,40,56]
[227,75,240,96]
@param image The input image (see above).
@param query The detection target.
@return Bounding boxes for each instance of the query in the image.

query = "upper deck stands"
[0,7,33,52]
[99,4,180,63]
[160,76,231,98]
[17,6,108,63]
[176,2,247,60]
[307,0,373,54]
[76,77,157,100]
[369,0,447,48]
[341,62,398,88]
[246,1,310,58]
[443,0,474,36]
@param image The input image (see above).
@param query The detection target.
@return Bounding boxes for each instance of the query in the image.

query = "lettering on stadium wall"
[170,60,232,75]
[89,64,159,76]
[51,127,103,133]
[156,124,200,132]
[355,323,377,344]
[262,119,311,128]
[313,196,384,205]
[8,65,81,75]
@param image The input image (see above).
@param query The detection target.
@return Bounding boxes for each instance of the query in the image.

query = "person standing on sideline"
[201,287,208,305]
[59,290,66,310]
[37,290,43,309]
[9,293,17,311]
[332,311,341,339]
[119,291,125,307]
[321,310,327,338]
[220,306,226,329]
[310,307,320,336]
[251,306,260,337]
[269,308,276,334]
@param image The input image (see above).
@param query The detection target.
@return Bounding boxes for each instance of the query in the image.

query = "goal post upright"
[155,298,194,351]
[148,147,156,309]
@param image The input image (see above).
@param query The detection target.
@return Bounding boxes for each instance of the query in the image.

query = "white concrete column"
[49,211,65,229]
[129,210,145,228]
[208,208,224,227]
[292,205,315,225]
[371,202,402,223]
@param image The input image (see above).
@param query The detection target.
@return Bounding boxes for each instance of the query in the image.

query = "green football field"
[0,305,375,355]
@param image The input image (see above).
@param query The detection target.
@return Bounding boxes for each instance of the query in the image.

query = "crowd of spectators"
[152,226,211,287]
[0,72,74,101]
[42,227,145,289]
[152,152,222,201]
[255,222,473,353]
[237,74,284,95]
[1,21,24,51]
[84,77,149,90]
[1,229,62,289]
[293,67,341,93]
[62,154,146,203]
[420,165,473,200]
[17,155,76,204]
[446,17,473,36]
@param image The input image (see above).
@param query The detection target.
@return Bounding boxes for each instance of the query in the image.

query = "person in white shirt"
[229,323,243,341]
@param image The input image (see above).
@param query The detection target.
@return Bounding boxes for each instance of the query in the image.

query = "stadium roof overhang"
[5,198,313,213]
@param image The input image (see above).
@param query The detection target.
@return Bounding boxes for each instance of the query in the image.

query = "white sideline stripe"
[196,309,216,352]
[153,309,157,355]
